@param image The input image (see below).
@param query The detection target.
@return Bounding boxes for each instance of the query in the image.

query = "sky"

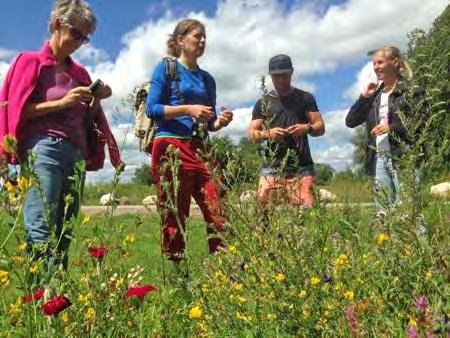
[0,0,447,184]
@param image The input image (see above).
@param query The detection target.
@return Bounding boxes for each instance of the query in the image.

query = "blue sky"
[0,0,446,183]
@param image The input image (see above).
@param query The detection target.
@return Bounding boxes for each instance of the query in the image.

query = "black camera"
[89,79,104,94]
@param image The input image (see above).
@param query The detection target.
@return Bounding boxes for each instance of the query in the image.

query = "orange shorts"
[257,175,316,206]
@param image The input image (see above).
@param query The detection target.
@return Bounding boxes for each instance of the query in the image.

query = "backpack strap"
[163,56,185,105]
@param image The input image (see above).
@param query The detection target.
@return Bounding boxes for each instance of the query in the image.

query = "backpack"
[134,57,179,154]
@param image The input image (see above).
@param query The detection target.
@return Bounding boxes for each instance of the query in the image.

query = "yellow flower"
[18,176,33,192]
[82,214,91,226]
[302,307,310,319]
[376,233,390,246]
[85,307,96,320]
[233,283,243,291]
[0,272,10,288]
[189,305,203,319]
[333,254,349,268]
[266,313,277,320]
[124,234,136,244]
[115,277,124,289]
[11,255,25,267]
[275,273,286,282]
[268,291,276,299]
[61,312,70,324]
[29,265,38,274]
[310,277,321,287]
[77,294,91,306]
[201,284,209,293]
[4,181,15,193]
[18,242,27,252]
[298,290,307,298]
[408,318,417,327]
[9,298,22,314]
[215,270,227,284]
[344,290,354,300]
[236,296,247,304]
[235,311,252,322]
[228,245,237,254]
[362,254,369,264]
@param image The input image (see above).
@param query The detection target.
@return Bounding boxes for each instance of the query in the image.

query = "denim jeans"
[23,135,84,271]
[373,153,399,215]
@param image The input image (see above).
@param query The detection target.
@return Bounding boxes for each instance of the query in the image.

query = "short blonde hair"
[371,46,413,80]
[48,0,97,34]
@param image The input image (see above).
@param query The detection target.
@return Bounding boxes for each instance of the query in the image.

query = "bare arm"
[248,119,287,142]
[22,86,93,119]
[306,110,325,136]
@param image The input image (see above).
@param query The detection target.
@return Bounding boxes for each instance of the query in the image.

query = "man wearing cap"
[248,54,325,207]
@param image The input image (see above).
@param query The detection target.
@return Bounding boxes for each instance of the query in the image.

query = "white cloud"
[87,0,446,111]
[343,61,377,100]
[0,48,16,61]
[0,62,11,85]
[73,43,109,64]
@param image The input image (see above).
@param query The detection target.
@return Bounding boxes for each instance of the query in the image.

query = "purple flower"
[277,232,284,241]
[407,326,419,338]
[323,275,332,283]
[229,275,236,284]
[413,296,428,312]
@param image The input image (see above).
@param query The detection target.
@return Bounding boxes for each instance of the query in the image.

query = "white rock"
[240,190,257,202]
[430,182,450,198]
[319,188,337,201]
[99,193,119,206]
[142,195,158,206]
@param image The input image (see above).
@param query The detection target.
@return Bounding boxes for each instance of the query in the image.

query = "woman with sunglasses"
[0,0,123,273]
[146,19,233,264]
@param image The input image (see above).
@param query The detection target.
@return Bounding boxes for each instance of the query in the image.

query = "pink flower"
[124,285,157,300]
[413,296,428,312]
[89,246,108,259]
[22,288,45,303]
[345,305,358,336]
[407,326,419,338]
[42,296,71,316]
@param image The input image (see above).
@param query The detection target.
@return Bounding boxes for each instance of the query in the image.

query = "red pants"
[152,137,225,260]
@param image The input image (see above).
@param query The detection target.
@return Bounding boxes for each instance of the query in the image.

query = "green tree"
[407,5,450,176]
[314,163,335,185]
[132,163,155,186]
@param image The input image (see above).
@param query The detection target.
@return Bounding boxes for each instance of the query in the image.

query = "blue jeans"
[23,135,84,271]
[373,153,399,215]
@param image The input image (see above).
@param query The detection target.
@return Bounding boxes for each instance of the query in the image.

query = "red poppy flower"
[89,246,108,259]
[22,288,45,304]
[124,285,157,300]
[41,296,71,316]
[167,227,176,236]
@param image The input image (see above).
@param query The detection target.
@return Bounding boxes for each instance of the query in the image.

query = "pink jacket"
[0,42,122,171]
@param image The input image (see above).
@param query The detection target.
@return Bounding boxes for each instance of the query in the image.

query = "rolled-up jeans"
[23,135,84,271]
[373,153,399,215]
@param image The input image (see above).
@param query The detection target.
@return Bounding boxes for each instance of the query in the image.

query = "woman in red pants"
[146,18,233,261]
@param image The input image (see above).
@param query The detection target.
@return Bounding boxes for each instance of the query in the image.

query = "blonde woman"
[345,46,419,223]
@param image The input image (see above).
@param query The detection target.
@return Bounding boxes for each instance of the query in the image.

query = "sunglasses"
[64,23,90,44]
